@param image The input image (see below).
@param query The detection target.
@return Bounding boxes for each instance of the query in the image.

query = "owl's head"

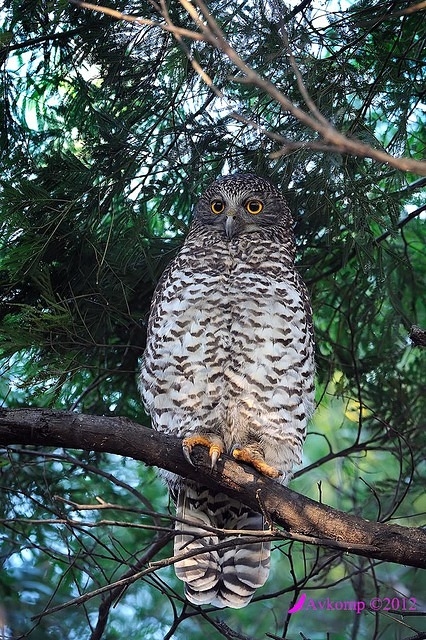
[193,173,293,239]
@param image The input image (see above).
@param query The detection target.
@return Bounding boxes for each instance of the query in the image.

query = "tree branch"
[68,0,426,176]
[188,0,426,175]
[1,408,425,569]
[68,0,205,40]
[0,28,85,56]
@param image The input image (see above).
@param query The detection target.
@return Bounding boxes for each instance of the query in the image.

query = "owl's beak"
[225,212,236,239]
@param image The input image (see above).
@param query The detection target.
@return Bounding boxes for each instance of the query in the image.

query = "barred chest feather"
[140,228,314,484]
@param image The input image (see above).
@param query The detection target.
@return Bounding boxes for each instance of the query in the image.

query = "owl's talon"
[209,445,221,469]
[232,446,282,479]
[182,444,196,466]
[182,435,224,469]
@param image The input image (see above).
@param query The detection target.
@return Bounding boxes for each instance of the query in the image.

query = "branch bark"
[1,407,425,569]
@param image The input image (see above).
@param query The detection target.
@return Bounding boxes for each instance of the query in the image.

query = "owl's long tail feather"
[174,483,270,608]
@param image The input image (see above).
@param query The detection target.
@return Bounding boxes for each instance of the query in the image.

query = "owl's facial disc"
[207,197,265,239]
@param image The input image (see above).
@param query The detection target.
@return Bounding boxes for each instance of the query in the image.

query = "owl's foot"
[232,446,282,479]
[182,434,224,469]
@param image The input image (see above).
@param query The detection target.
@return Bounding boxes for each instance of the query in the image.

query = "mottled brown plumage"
[139,173,315,608]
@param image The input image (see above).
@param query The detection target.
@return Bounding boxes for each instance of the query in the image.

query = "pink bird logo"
[288,593,307,614]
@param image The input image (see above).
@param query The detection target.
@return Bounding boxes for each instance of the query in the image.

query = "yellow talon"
[182,434,224,468]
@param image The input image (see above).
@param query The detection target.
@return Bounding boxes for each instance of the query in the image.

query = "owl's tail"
[173,482,270,608]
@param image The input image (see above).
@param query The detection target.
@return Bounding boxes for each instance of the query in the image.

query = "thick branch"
[1,407,425,569]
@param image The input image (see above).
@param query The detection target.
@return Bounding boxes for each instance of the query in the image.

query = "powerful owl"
[139,173,315,608]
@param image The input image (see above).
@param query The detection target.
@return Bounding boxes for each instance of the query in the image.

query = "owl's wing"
[174,482,270,608]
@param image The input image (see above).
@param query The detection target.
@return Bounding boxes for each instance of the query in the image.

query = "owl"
[139,173,315,608]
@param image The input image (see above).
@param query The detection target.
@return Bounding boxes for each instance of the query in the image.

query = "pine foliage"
[0,1,425,638]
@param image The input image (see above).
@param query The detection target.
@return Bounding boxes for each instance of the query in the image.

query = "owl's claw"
[209,447,220,468]
[182,443,196,467]
[182,434,224,469]
[232,445,282,479]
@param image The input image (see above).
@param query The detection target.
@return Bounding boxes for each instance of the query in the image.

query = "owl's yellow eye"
[245,199,263,215]
[211,199,225,214]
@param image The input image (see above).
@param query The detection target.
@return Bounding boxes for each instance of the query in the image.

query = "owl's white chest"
[140,237,314,469]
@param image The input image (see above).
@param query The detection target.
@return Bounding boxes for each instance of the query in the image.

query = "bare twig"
[68,0,204,40]
[68,0,426,176]
[89,532,174,640]
[183,0,426,174]
[358,1,426,27]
